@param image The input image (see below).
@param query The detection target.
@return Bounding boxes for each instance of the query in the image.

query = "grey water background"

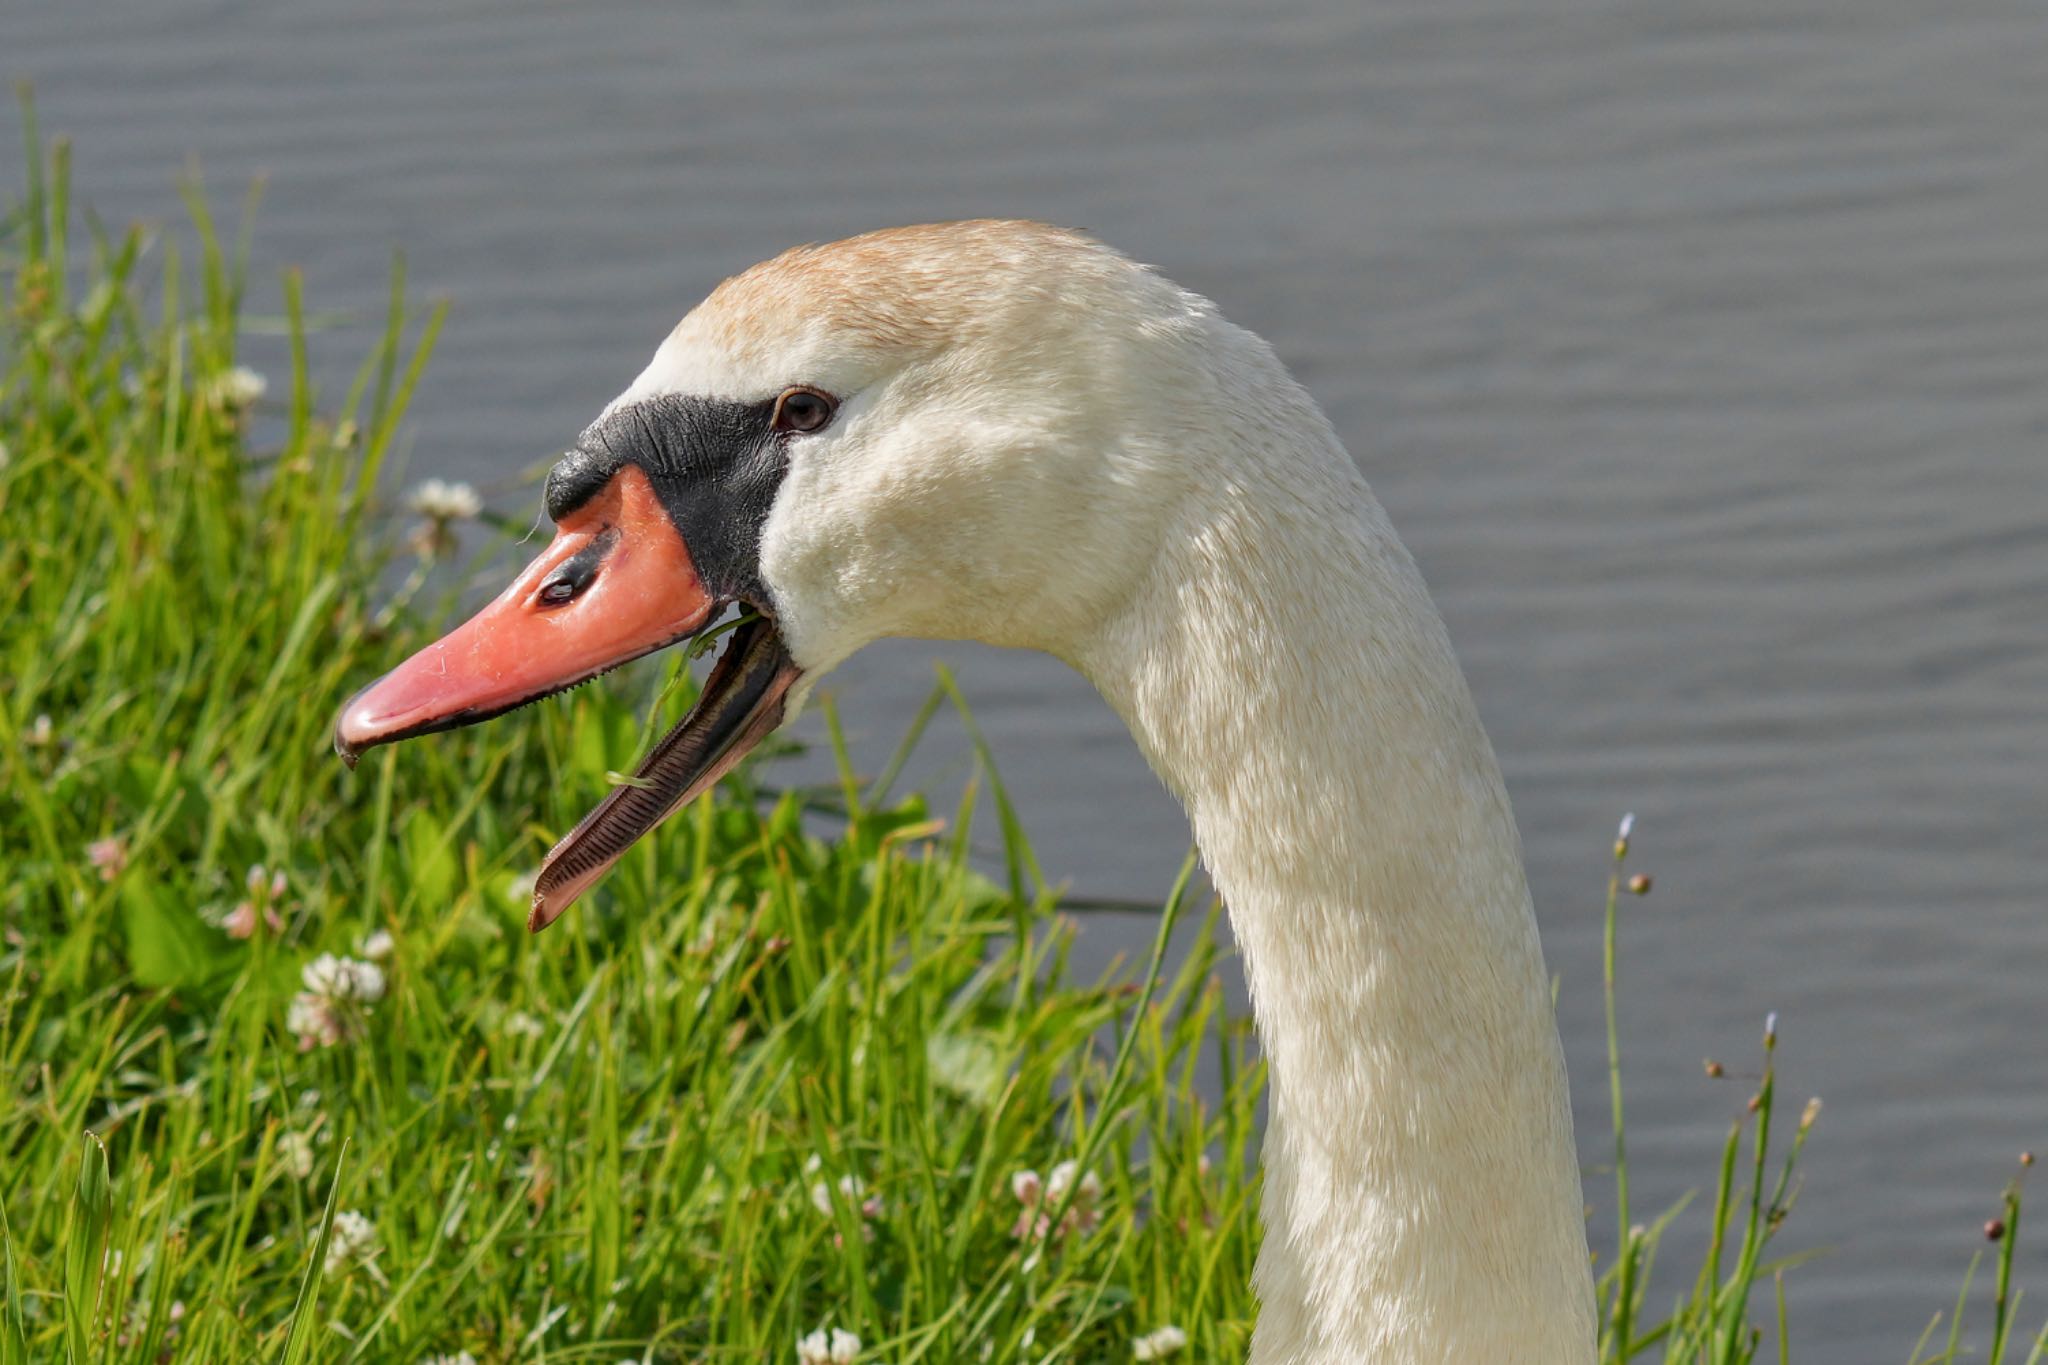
[10,0,2047,1354]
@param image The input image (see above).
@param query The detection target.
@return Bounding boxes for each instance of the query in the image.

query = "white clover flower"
[208,365,268,410]
[223,863,289,939]
[406,478,485,559]
[1133,1324,1188,1359]
[407,478,483,523]
[796,1326,860,1364]
[1012,1159,1104,1240]
[278,1129,316,1180]
[506,869,540,905]
[1046,1160,1101,1207]
[86,837,128,882]
[324,1210,379,1275]
[805,1157,883,1242]
[503,1010,547,1039]
[361,928,395,961]
[115,1292,182,1350]
[288,954,387,1050]
[303,953,386,1002]
[809,1171,875,1217]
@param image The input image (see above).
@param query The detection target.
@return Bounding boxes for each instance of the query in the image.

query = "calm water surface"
[10,2,2047,1355]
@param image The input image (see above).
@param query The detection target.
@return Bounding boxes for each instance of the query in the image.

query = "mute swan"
[335,221,1596,1362]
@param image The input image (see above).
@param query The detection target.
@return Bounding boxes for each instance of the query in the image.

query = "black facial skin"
[544,393,789,609]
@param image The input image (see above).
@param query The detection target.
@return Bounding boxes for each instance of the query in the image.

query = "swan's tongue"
[529,617,798,930]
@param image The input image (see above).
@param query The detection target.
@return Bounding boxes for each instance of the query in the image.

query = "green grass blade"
[276,1139,349,1365]
[0,1186,24,1365]
[62,1133,111,1365]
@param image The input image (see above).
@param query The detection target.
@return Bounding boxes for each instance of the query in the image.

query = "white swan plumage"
[337,220,1596,1363]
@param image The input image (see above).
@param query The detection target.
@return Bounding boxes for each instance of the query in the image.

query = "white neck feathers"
[1073,348,1594,1363]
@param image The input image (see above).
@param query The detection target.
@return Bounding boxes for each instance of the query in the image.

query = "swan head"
[335,221,1233,926]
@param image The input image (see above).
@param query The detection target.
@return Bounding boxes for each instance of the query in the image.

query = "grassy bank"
[1,113,2037,1362]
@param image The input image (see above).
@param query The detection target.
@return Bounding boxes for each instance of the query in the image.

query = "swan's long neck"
[1073,361,1594,1362]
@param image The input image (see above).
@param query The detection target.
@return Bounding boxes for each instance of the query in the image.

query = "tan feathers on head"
[644,220,1116,398]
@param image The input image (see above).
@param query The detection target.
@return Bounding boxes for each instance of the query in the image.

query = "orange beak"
[335,465,716,757]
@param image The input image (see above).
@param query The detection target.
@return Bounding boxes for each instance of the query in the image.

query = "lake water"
[9,1,2047,1355]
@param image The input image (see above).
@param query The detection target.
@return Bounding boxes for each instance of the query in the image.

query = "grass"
[0,104,2040,1362]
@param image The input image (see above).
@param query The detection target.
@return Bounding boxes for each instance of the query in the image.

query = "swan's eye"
[771,387,836,435]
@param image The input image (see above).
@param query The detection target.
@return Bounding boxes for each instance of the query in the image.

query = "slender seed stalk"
[1603,843,1636,1357]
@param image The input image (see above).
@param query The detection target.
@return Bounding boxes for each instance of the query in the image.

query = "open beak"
[334,463,800,931]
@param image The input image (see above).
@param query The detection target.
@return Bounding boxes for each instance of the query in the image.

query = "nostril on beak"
[538,572,586,605]
[534,528,617,608]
